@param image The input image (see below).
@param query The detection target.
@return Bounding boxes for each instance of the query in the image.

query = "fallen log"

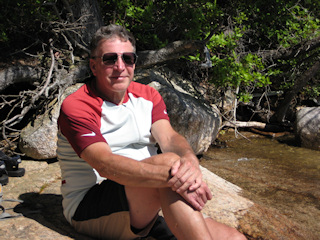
[250,128,291,138]
[224,121,266,129]
[0,65,42,91]
[223,121,292,138]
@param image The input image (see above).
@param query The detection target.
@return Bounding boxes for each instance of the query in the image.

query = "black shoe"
[147,216,177,240]
[0,151,25,177]
[0,160,9,185]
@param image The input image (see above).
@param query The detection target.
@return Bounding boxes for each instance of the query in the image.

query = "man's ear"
[90,59,97,76]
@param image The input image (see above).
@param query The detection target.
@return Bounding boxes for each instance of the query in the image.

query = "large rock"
[201,166,254,226]
[135,68,221,155]
[19,69,221,159]
[19,84,84,159]
[295,107,320,151]
[19,100,59,159]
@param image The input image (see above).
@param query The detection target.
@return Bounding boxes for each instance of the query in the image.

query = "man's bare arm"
[151,119,203,193]
[80,142,179,188]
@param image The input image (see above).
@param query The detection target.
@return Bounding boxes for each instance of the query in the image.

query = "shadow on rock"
[14,192,94,240]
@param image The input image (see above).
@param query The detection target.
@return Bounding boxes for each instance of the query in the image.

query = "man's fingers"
[169,162,202,191]
[170,173,192,192]
[176,177,196,194]
[168,162,190,189]
[170,160,181,176]
[188,175,202,191]
[182,191,203,211]
[178,182,213,211]
[197,182,212,203]
[190,199,202,211]
[205,183,213,200]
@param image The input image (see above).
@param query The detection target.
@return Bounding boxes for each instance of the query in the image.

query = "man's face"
[90,38,135,101]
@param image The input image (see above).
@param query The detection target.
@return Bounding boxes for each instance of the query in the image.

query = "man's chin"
[111,81,131,91]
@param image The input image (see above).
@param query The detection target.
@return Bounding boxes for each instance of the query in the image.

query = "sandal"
[0,183,23,220]
[0,151,25,177]
[0,161,9,185]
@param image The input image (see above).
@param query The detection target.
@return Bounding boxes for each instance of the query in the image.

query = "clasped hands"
[168,155,212,211]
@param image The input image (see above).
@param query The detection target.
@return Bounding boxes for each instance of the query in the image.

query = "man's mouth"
[111,75,127,79]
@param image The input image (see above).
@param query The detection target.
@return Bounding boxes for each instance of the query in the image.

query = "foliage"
[1,0,320,104]
[0,0,58,59]
[244,0,320,49]
[205,24,274,102]
[100,0,320,104]
[100,0,219,50]
[1,0,320,152]
[230,0,320,102]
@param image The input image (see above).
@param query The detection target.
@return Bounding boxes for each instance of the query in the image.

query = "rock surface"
[295,107,320,151]
[0,159,92,240]
[135,68,221,155]
[202,167,312,240]
[19,84,83,159]
[0,158,311,240]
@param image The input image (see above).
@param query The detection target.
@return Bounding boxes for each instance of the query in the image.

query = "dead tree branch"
[136,35,213,68]
[224,121,266,129]
[256,35,320,64]
[2,40,55,131]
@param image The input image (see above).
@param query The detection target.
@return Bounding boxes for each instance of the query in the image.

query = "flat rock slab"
[1,159,93,240]
[1,157,310,240]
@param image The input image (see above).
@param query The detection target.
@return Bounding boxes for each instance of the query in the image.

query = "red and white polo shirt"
[57,80,169,223]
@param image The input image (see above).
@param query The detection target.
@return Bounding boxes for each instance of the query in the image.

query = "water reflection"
[201,131,320,239]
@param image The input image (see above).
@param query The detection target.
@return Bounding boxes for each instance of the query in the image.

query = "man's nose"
[113,55,125,70]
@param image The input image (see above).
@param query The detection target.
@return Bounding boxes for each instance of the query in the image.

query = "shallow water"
[200,131,320,239]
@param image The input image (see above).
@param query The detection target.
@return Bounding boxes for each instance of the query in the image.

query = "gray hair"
[90,24,136,56]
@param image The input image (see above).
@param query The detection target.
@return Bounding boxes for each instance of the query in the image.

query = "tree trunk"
[66,0,103,50]
[273,60,320,122]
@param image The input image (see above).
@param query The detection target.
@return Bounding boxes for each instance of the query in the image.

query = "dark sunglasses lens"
[122,53,136,65]
[101,53,136,65]
[102,53,118,65]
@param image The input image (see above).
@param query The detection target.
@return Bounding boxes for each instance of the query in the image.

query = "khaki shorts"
[71,180,157,240]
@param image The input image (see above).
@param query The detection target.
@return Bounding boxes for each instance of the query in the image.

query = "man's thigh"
[72,179,156,239]
[125,186,162,229]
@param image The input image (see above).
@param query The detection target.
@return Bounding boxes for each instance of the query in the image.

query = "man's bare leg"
[125,186,212,240]
[125,187,162,229]
[204,217,247,240]
[126,186,247,240]
[159,187,212,240]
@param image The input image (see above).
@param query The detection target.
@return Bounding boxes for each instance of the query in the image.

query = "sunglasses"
[92,52,137,66]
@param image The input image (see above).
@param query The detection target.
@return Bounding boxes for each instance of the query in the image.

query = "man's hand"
[168,154,202,194]
[179,181,212,211]
[151,119,203,193]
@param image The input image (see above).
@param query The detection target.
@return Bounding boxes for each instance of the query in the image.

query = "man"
[57,24,246,240]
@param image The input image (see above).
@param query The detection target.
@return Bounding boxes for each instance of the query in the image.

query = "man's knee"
[227,229,247,240]
[205,217,247,240]
[125,187,162,227]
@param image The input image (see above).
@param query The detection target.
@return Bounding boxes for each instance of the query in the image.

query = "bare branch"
[136,40,206,68]
[256,35,320,64]
[2,40,55,129]
[224,120,266,129]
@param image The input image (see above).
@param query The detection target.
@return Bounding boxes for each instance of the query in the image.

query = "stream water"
[200,131,320,239]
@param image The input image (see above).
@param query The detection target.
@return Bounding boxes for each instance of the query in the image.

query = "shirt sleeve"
[151,88,170,124]
[58,94,107,157]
